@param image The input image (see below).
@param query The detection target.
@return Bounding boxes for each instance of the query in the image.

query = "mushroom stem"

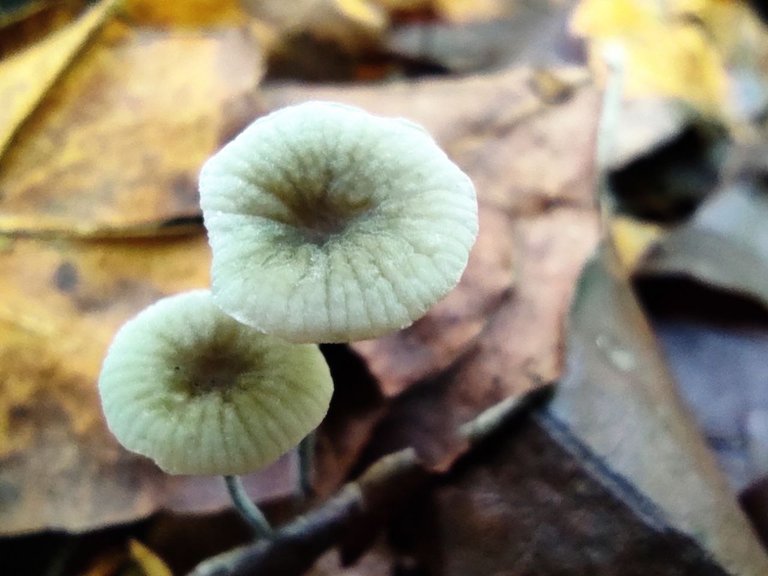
[298,432,316,498]
[224,475,274,540]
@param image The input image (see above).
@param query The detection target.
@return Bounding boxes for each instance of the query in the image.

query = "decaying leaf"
[405,413,736,576]
[385,0,573,74]
[638,147,768,307]
[627,143,768,497]
[0,9,269,533]
[119,0,249,27]
[0,0,117,159]
[549,244,768,575]
[0,235,298,534]
[244,0,387,56]
[129,539,174,576]
[0,62,599,534]
[0,19,263,232]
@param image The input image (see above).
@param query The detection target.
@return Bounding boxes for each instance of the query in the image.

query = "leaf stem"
[224,475,274,540]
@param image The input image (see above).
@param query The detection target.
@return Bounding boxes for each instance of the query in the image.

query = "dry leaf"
[638,152,768,306]
[572,0,768,119]
[550,245,768,575]
[119,0,249,27]
[0,20,263,231]
[433,0,507,23]
[129,540,173,576]
[0,235,297,534]
[244,0,387,55]
[609,215,664,270]
[407,416,736,575]
[0,0,117,159]
[0,19,270,532]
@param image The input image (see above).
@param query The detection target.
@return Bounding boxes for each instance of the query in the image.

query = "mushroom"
[199,101,478,343]
[98,290,333,476]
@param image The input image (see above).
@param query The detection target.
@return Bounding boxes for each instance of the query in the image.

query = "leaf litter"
[5,1,768,575]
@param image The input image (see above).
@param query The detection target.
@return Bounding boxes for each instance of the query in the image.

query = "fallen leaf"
[404,414,737,575]
[549,244,768,575]
[638,154,768,305]
[433,0,507,23]
[629,142,768,496]
[244,0,387,56]
[0,19,263,230]
[0,235,297,534]
[609,215,664,270]
[572,0,768,120]
[119,0,248,27]
[0,0,117,159]
[307,542,392,576]
[129,539,173,576]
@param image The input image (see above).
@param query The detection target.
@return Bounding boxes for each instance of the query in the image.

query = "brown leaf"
[0,0,117,159]
[308,544,392,576]
[120,0,249,27]
[0,10,272,534]
[0,20,263,231]
[0,236,298,534]
[405,414,736,576]
[549,245,768,575]
[245,0,387,57]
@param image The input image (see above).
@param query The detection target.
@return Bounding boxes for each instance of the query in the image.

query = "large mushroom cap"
[98,290,333,475]
[200,101,478,343]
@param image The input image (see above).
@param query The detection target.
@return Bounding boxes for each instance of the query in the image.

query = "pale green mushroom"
[98,290,333,476]
[199,101,478,343]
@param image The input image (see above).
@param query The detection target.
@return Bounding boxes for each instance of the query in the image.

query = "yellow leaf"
[0,21,263,230]
[623,22,726,114]
[571,0,656,37]
[0,0,118,159]
[572,0,768,118]
[119,0,249,26]
[609,215,665,272]
[129,540,173,576]
[0,235,212,531]
[336,0,387,30]
[370,0,431,12]
[434,0,506,23]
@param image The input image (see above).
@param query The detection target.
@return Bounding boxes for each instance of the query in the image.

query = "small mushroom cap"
[200,101,478,343]
[98,290,333,475]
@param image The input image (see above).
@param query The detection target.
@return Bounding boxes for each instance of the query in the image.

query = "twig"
[189,384,553,576]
